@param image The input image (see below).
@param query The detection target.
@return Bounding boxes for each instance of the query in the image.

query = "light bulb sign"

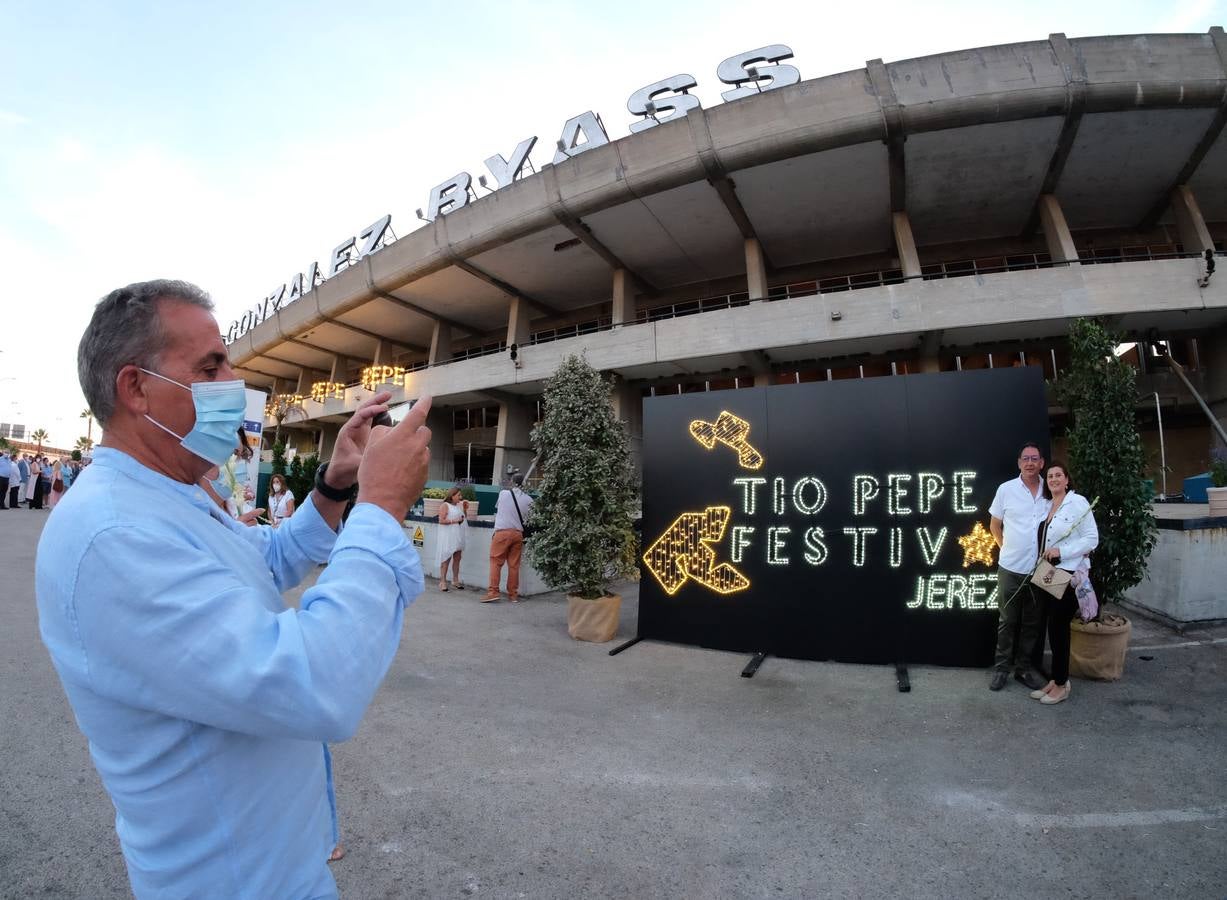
[639,367,1049,668]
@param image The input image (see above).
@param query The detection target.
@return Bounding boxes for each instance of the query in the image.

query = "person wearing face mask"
[36,279,434,899]
[268,473,296,527]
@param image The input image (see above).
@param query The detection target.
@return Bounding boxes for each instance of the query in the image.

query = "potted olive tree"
[527,355,639,642]
[1057,318,1158,680]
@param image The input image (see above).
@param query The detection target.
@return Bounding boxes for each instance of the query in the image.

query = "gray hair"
[78,280,214,425]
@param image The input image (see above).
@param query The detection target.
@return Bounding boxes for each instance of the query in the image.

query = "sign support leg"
[741,651,768,678]
[895,661,911,692]
[608,636,643,656]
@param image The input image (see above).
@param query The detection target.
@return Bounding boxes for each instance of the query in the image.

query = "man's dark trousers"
[8,484,19,507]
[993,567,1042,674]
[0,476,7,508]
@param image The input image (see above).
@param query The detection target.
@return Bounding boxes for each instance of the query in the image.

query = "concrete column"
[745,238,768,301]
[329,354,349,385]
[372,339,391,367]
[429,322,453,366]
[492,400,533,486]
[506,297,532,349]
[611,381,643,480]
[892,212,922,278]
[318,423,341,460]
[917,331,942,374]
[611,268,634,325]
[427,405,455,483]
[1037,194,1079,263]
[294,368,311,396]
[1170,185,1214,255]
[1201,327,1227,449]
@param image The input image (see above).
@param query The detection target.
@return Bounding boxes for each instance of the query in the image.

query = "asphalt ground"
[2,508,1225,899]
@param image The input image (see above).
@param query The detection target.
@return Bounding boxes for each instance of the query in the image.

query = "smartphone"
[375,400,415,428]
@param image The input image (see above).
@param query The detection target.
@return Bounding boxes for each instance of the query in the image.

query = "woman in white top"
[435,485,468,591]
[268,474,295,527]
[1032,461,1099,706]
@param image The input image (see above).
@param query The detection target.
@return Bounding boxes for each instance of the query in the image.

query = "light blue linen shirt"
[36,447,423,899]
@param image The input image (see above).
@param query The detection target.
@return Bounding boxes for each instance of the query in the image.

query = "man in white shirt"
[986,441,1051,692]
[485,474,534,603]
[0,451,11,509]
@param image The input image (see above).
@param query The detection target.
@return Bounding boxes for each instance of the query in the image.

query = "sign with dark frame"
[639,367,1049,668]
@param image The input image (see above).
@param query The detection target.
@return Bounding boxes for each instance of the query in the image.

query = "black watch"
[313,462,357,502]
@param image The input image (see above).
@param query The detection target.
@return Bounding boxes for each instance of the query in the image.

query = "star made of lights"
[643,505,751,596]
[957,521,997,568]
[689,411,764,470]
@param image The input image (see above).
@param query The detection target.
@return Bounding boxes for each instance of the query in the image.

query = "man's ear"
[113,365,151,417]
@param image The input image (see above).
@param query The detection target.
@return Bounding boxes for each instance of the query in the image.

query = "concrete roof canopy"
[230,29,1227,414]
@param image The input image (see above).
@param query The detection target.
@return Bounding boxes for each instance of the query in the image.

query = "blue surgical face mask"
[140,368,247,466]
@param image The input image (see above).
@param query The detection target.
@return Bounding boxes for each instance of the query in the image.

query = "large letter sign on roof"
[717,44,800,102]
[627,74,701,133]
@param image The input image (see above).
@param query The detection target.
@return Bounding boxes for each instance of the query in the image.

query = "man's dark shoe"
[1014,670,1045,690]
[989,671,1009,691]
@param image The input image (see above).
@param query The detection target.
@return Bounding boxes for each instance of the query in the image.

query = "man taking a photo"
[37,279,433,898]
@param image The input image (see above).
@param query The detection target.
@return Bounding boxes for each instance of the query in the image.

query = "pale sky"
[1,0,1222,448]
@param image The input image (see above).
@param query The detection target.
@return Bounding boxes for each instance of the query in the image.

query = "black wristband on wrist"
[313,462,357,502]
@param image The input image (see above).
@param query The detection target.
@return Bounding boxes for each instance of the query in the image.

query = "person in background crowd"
[37,278,432,897]
[986,441,1050,693]
[1031,461,1099,706]
[26,455,43,509]
[268,473,296,528]
[41,457,54,506]
[48,458,66,510]
[485,474,533,603]
[212,429,255,518]
[435,485,467,591]
[16,454,30,507]
[200,461,264,526]
[0,450,12,509]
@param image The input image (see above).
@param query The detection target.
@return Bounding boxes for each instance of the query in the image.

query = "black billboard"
[639,367,1049,668]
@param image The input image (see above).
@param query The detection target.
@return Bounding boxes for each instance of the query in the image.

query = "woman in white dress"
[435,485,468,591]
[268,474,296,528]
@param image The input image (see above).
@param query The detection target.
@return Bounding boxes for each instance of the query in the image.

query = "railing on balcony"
[529,316,613,346]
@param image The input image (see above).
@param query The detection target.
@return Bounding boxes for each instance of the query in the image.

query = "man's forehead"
[159,301,225,348]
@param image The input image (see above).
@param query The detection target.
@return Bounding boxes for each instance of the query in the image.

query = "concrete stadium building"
[229,30,1227,490]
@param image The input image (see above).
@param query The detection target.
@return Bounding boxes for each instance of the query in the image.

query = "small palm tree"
[75,436,95,454]
[31,428,48,452]
[80,409,95,444]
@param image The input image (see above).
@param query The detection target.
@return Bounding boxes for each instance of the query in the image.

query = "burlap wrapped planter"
[1069,614,1131,681]
[567,593,621,643]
